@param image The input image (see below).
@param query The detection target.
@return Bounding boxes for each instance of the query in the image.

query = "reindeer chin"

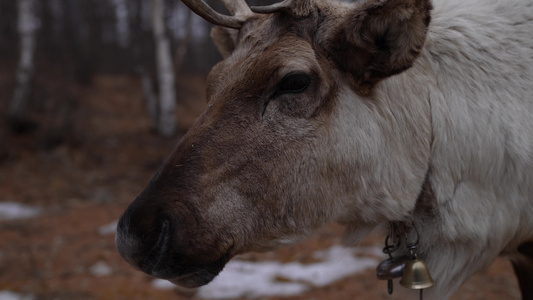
[167,268,220,288]
[149,253,231,288]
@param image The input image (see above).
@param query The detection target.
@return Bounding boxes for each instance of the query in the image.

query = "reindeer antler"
[180,0,253,28]
[250,0,314,18]
[181,0,315,28]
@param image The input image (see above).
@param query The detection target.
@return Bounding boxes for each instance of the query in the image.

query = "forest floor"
[0,75,522,300]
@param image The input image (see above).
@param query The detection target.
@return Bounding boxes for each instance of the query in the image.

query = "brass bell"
[399,257,434,289]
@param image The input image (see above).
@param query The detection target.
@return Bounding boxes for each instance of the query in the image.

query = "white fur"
[333,0,533,298]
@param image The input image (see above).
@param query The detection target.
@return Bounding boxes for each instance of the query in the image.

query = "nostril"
[142,219,171,273]
[115,213,174,276]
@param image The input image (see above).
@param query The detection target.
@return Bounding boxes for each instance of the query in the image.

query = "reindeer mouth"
[166,266,225,288]
[148,238,230,289]
[146,247,231,288]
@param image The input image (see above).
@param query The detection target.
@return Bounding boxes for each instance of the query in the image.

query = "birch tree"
[174,8,192,72]
[9,0,38,118]
[151,0,177,137]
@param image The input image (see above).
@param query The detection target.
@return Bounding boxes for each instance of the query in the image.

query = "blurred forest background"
[0,0,278,140]
[0,0,521,299]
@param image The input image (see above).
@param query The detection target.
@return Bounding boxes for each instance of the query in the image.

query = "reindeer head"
[116,0,433,288]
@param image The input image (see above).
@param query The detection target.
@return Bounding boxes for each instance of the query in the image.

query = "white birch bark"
[111,0,130,48]
[152,0,177,137]
[9,0,38,116]
[174,9,192,72]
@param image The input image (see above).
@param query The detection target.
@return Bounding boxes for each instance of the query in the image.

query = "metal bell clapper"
[377,255,409,294]
[376,231,403,294]
[377,255,409,280]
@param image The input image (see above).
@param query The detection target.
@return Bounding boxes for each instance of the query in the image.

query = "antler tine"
[181,0,253,29]
[250,0,314,18]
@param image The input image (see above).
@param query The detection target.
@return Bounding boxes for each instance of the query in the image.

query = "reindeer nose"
[116,177,231,288]
[115,206,174,277]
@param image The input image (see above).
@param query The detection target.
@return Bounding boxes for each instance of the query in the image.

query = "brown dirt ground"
[0,75,521,300]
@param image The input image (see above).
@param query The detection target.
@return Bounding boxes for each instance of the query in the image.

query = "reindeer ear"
[211,26,239,58]
[326,0,432,94]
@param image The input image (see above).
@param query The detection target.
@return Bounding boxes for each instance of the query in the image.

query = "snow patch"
[0,202,40,221]
[0,291,34,300]
[152,245,379,299]
[98,220,118,235]
[90,261,112,277]
[152,279,176,290]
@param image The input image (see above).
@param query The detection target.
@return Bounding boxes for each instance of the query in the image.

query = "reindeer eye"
[275,73,311,96]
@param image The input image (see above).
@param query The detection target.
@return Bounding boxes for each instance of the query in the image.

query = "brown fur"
[321,0,432,94]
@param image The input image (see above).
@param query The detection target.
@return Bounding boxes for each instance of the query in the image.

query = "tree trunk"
[111,0,130,48]
[174,8,192,72]
[140,67,159,129]
[9,0,38,117]
[152,0,176,137]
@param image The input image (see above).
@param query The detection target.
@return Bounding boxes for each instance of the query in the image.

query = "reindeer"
[116,0,533,299]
